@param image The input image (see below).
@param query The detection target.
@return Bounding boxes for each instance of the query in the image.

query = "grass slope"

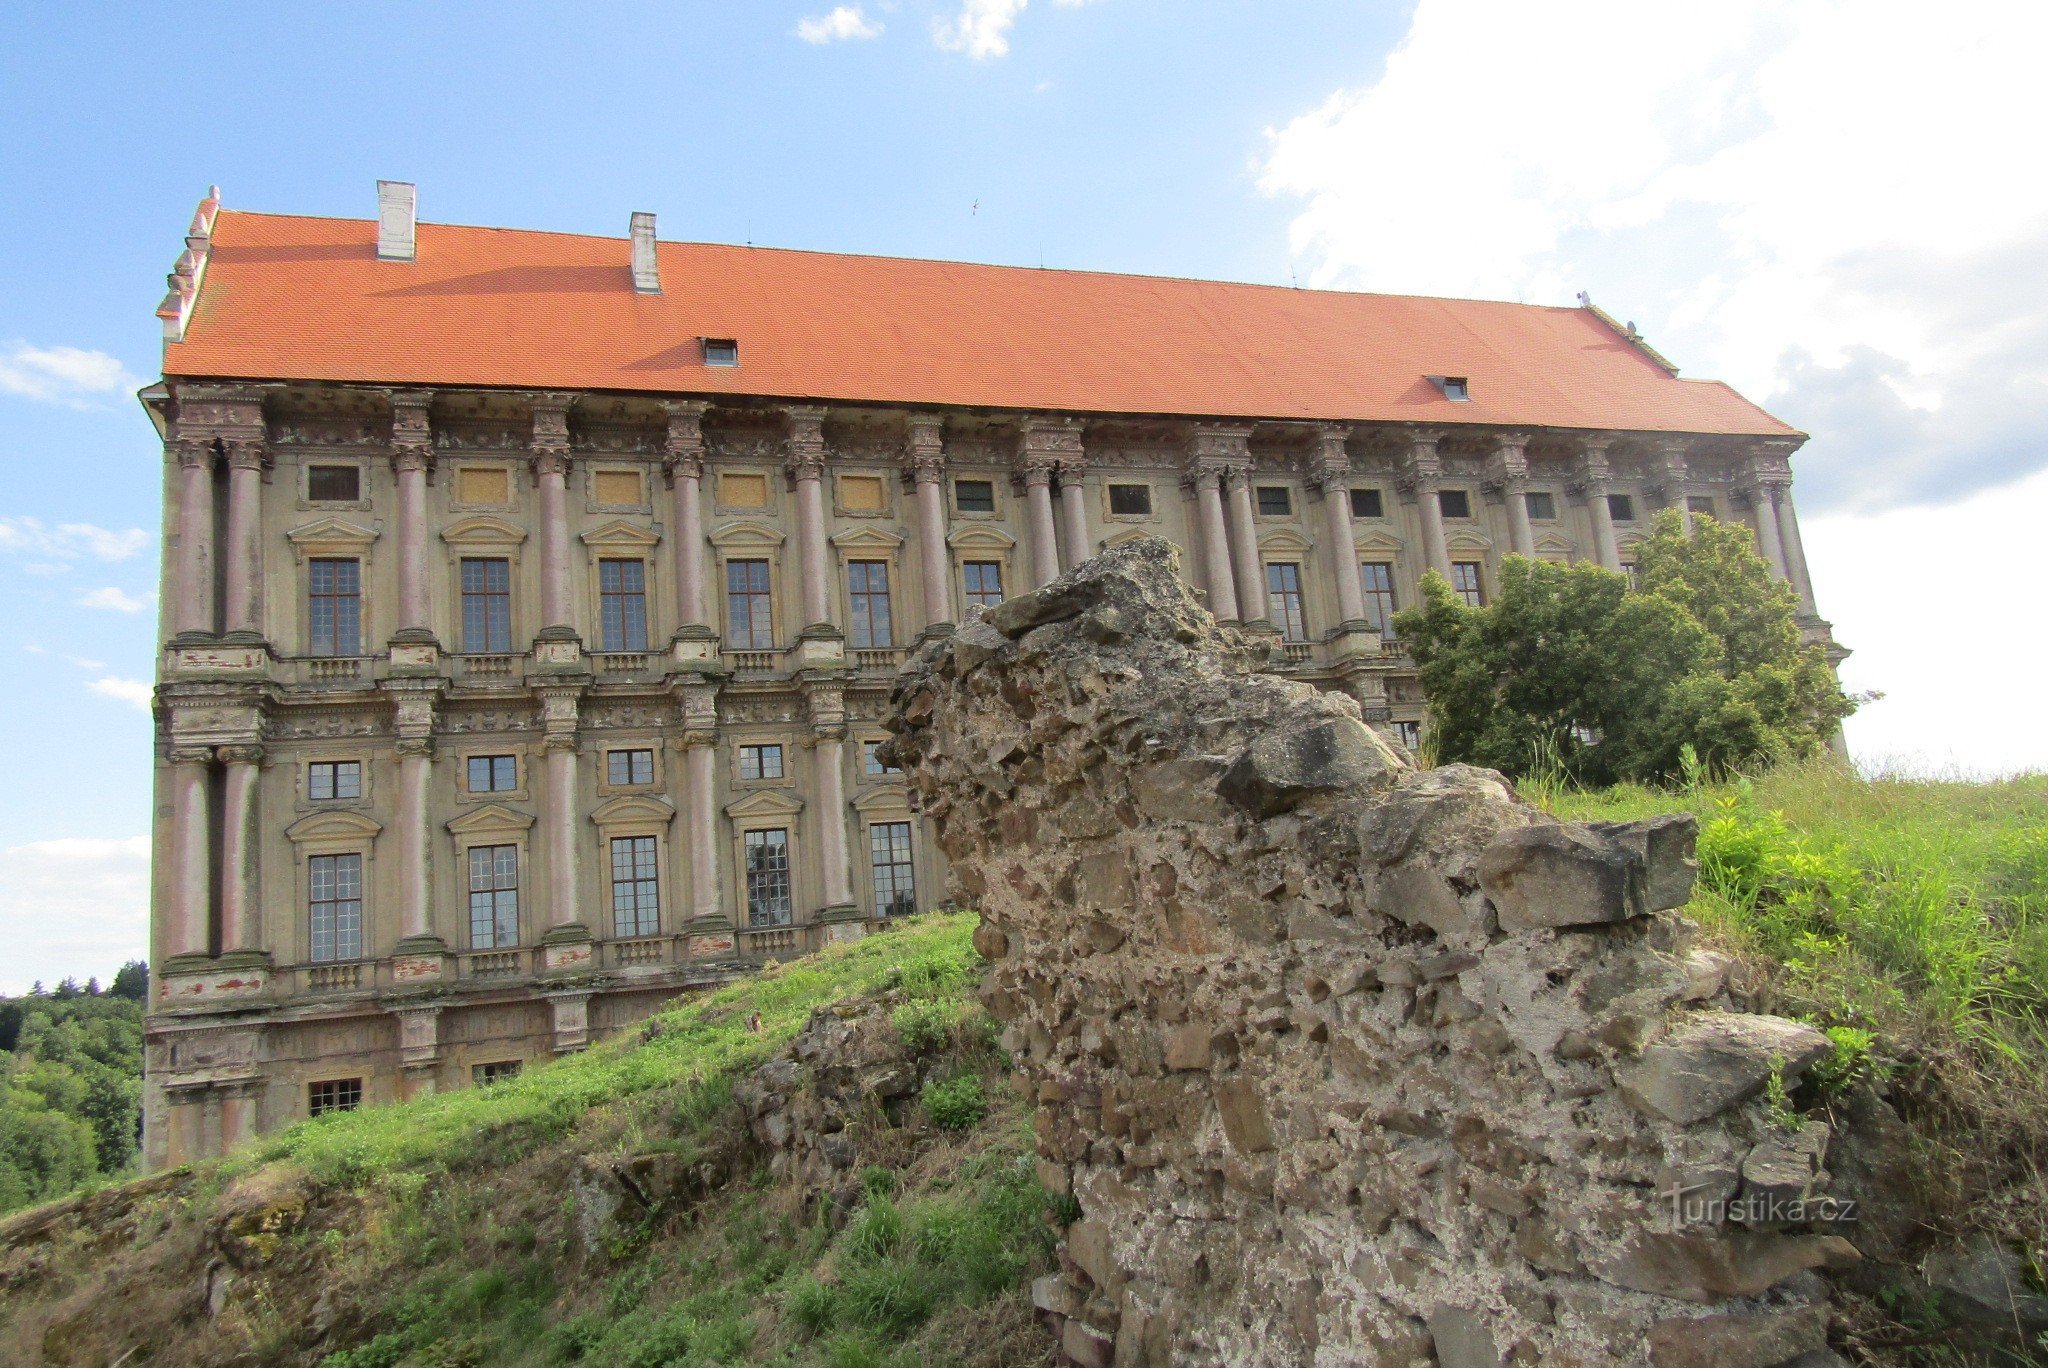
[1,912,1059,1368]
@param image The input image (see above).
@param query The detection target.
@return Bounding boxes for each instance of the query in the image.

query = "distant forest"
[0,964,147,1215]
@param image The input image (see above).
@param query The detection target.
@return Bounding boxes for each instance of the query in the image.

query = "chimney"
[377,180,416,262]
[630,211,660,293]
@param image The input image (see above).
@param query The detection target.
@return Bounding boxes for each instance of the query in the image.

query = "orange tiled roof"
[164,210,1796,438]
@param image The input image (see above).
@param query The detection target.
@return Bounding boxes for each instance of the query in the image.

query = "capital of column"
[529,392,575,458]
[392,443,433,476]
[1397,429,1444,495]
[530,448,571,480]
[222,438,269,473]
[1305,423,1353,492]
[215,743,265,766]
[1482,433,1531,492]
[662,400,709,481]
[541,731,579,753]
[170,436,214,470]
[901,413,947,484]
[395,736,435,758]
[1569,438,1616,497]
[1019,457,1057,487]
[782,405,829,483]
[1739,439,1799,492]
[166,746,213,766]
[1641,438,1692,502]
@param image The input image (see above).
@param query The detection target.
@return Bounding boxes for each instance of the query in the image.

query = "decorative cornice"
[1482,433,1531,493]
[216,743,265,765]
[1396,430,1444,494]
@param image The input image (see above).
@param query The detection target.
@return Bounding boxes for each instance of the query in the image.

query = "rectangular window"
[1451,561,1486,607]
[599,559,649,651]
[1394,720,1421,750]
[460,557,512,654]
[1350,488,1385,519]
[1256,486,1292,517]
[610,835,661,938]
[308,465,360,502]
[1621,562,1639,590]
[744,828,793,927]
[308,558,362,657]
[1524,491,1558,521]
[870,821,916,919]
[1359,562,1399,640]
[467,755,517,793]
[726,559,774,648]
[593,470,645,506]
[953,479,996,514]
[472,1061,521,1087]
[847,560,894,649]
[467,843,519,950]
[703,337,739,367]
[1265,562,1308,642]
[1686,495,1716,517]
[962,561,1004,611]
[1606,493,1636,523]
[607,749,655,786]
[308,1078,363,1116]
[308,853,363,963]
[862,740,900,776]
[1108,483,1153,516]
[308,760,362,802]
[738,744,785,781]
[1438,489,1473,519]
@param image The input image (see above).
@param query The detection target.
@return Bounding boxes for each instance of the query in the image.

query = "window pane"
[1606,494,1635,522]
[1359,562,1399,639]
[310,763,334,801]
[611,835,660,937]
[745,829,792,926]
[308,466,360,502]
[963,561,1004,611]
[1452,562,1485,607]
[1265,562,1307,641]
[869,821,915,918]
[1438,490,1472,520]
[1524,491,1557,521]
[309,853,363,962]
[468,843,518,948]
[1256,486,1291,517]
[848,560,892,649]
[1108,484,1151,516]
[954,480,995,514]
[1349,488,1384,519]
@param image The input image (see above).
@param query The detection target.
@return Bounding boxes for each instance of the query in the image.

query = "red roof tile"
[165,211,1796,437]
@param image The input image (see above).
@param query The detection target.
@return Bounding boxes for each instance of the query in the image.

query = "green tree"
[1395,511,1853,784]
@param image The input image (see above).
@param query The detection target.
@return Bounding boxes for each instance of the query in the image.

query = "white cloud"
[933,0,1027,58]
[77,586,153,613]
[1809,466,2048,776]
[1259,0,2048,515]
[796,5,883,43]
[88,676,153,710]
[0,836,150,994]
[0,515,150,563]
[0,343,143,407]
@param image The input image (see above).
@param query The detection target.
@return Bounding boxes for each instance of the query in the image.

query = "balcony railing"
[609,937,669,968]
[305,656,373,684]
[853,647,907,674]
[304,961,365,993]
[726,649,779,676]
[1276,641,1314,667]
[740,926,801,959]
[462,949,524,979]
[456,653,517,679]
[592,651,652,676]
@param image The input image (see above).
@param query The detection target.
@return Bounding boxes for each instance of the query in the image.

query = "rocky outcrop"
[884,537,1868,1367]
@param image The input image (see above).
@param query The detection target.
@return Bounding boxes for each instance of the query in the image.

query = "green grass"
[241,913,984,1187]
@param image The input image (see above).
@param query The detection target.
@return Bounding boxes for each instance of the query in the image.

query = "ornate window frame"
[831,526,906,648]
[946,525,1015,617]
[286,517,379,655]
[852,788,918,920]
[441,515,528,653]
[283,809,384,963]
[590,794,677,939]
[445,802,536,951]
[724,788,806,927]
[581,520,664,652]
[709,521,788,649]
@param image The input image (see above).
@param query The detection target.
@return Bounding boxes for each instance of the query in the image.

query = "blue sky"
[2,0,2043,988]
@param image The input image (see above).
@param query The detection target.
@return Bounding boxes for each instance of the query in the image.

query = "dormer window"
[1432,375,1471,402]
[702,337,739,367]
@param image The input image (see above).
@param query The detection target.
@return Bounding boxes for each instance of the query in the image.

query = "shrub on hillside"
[920,1075,986,1131]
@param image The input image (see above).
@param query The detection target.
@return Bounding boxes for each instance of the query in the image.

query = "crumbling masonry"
[885,537,1859,1367]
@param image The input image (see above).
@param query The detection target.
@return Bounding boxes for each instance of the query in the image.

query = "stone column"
[219,1081,259,1154]
[1488,435,1535,558]
[166,748,214,960]
[394,739,433,942]
[785,407,833,630]
[221,439,266,637]
[685,739,720,924]
[1776,490,1818,613]
[544,737,580,930]
[1575,440,1622,571]
[532,396,574,632]
[1310,427,1366,626]
[1058,463,1091,571]
[1188,468,1239,621]
[1750,483,1789,580]
[904,415,953,629]
[1403,433,1452,578]
[172,439,214,637]
[813,734,854,910]
[1224,468,1267,623]
[1023,464,1061,589]
[664,401,710,631]
[391,393,434,633]
[1648,440,1693,536]
[217,745,263,954]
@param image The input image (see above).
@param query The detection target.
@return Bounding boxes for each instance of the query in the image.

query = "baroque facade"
[141,185,1836,1167]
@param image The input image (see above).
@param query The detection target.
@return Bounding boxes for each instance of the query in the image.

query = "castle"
[140,182,1833,1167]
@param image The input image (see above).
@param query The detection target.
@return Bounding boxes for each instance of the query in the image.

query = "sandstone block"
[1062,1318,1117,1368]
[1616,1015,1832,1126]
[1372,861,1477,939]
[1739,1123,1830,1216]
[987,578,1097,637]
[1593,1231,1858,1302]
[1218,715,1400,818]
[1645,1304,1829,1368]
[1479,823,1642,930]
[1923,1233,2048,1332]
[1214,1077,1276,1153]
[1130,756,1233,824]
[1427,1305,1502,1368]
[1163,1023,1211,1071]
[1588,812,1699,912]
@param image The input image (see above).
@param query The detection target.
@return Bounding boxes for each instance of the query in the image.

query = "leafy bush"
[921,1075,987,1131]
[890,999,956,1053]
[1808,1026,1877,1098]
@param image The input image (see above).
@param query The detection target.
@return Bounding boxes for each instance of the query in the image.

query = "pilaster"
[904,413,955,635]
[663,400,718,664]
[1399,429,1451,577]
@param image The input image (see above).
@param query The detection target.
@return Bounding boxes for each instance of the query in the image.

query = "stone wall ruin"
[884,537,1861,1367]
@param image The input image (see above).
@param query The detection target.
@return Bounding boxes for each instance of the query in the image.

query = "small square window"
[308,465,360,502]
[1686,495,1716,517]
[1438,489,1473,519]
[739,744,784,781]
[309,760,362,802]
[309,1078,363,1117]
[1435,376,1470,402]
[1606,494,1636,522]
[1524,491,1558,521]
[862,740,901,776]
[954,480,996,514]
[1256,486,1292,517]
[1107,483,1152,516]
[467,755,518,793]
[703,337,739,367]
[473,1061,522,1087]
[607,748,655,786]
[1349,488,1384,519]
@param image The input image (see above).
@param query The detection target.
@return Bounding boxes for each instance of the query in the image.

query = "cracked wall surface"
[884,537,1859,1367]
